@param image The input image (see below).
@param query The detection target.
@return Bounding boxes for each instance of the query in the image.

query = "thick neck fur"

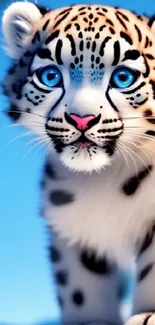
[44,151,155,268]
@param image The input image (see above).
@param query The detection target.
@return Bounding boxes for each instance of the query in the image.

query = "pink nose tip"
[70,114,95,130]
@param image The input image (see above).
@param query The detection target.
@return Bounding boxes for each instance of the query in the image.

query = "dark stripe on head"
[122,50,140,62]
[123,81,146,94]
[122,165,152,195]
[50,189,74,205]
[56,7,72,17]
[115,13,127,30]
[55,40,63,65]
[146,54,155,60]
[144,36,149,48]
[45,30,60,45]
[66,34,76,56]
[138,263,153,282]
[42,19,50,31]
[112,41,120,66]
[64,24,72,32]
[37,48,54,60]
[116,11,129,21]
[53,11,70,29]
[120,31,133,45]
[99,36,111,56]
[134,24,142,42]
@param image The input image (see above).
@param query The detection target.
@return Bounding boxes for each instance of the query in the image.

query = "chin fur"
[59,145,111,172]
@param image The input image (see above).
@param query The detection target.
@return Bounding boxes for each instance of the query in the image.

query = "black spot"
[7,105,21,121]
[55,271,68,286]
[146,130,155,137]
[120,31,133,45]
[138,224,155,257]
[122,165,152,196]
[64,23,72,32]
[72,290,84,306]
[44,162,56,179]
[138,263,154,282]
[19,58,26,67]
[25,108,31,113]
[50,190,74,205]
[37,48,53,60]
[123,49,140,61]
[49,246,61,263]
[80,250,112,275]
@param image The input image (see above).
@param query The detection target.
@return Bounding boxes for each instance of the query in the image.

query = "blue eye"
[111,67,139,89]
[37,66,63,87]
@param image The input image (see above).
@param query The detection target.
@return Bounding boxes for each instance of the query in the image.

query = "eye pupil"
[47,72,56,81]
[118,72,128,81]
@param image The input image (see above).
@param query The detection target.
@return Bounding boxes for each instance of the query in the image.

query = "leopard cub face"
[3,2,155,172]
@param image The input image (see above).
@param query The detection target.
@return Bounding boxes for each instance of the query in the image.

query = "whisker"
[119,141,151,173]
[123,115,155,121]
[22,137,49,159]
[117,142,138,175]
[123,131,155,143]
[122,138,150,161]
[33,138,50,158]
[116,145,130,169]
[0,121,45,131]
[0,131,34,154]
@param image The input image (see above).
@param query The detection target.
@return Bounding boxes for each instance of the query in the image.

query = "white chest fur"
[44,152,155,267]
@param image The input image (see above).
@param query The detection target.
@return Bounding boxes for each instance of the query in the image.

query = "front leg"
[125,224,155,325]
[49,231,121,325]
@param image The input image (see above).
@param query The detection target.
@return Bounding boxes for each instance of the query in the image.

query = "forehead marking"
[53,11,71,29]
[112,41,120,66]
[99,36,111,56]
[55,40,63,65]
[45,30,60,45]
[66,34,76,56]
[134,24,142,42]
[115,13,127,30]
[120,31,133,45]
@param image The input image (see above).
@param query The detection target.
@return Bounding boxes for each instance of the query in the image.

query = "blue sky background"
[0,0,155,324]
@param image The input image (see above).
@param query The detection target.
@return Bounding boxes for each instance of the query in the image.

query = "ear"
[148,15,155,34]
[2,2,42,59]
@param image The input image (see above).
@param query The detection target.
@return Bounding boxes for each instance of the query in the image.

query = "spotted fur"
[3,3,155,325]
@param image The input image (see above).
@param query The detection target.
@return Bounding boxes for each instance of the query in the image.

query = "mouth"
[71,135,95,148]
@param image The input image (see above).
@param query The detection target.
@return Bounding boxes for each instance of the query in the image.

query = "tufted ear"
[148,15,155,34]
[2,2,42,59]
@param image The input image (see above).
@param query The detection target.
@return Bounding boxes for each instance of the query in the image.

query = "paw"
[126,313,155,325]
